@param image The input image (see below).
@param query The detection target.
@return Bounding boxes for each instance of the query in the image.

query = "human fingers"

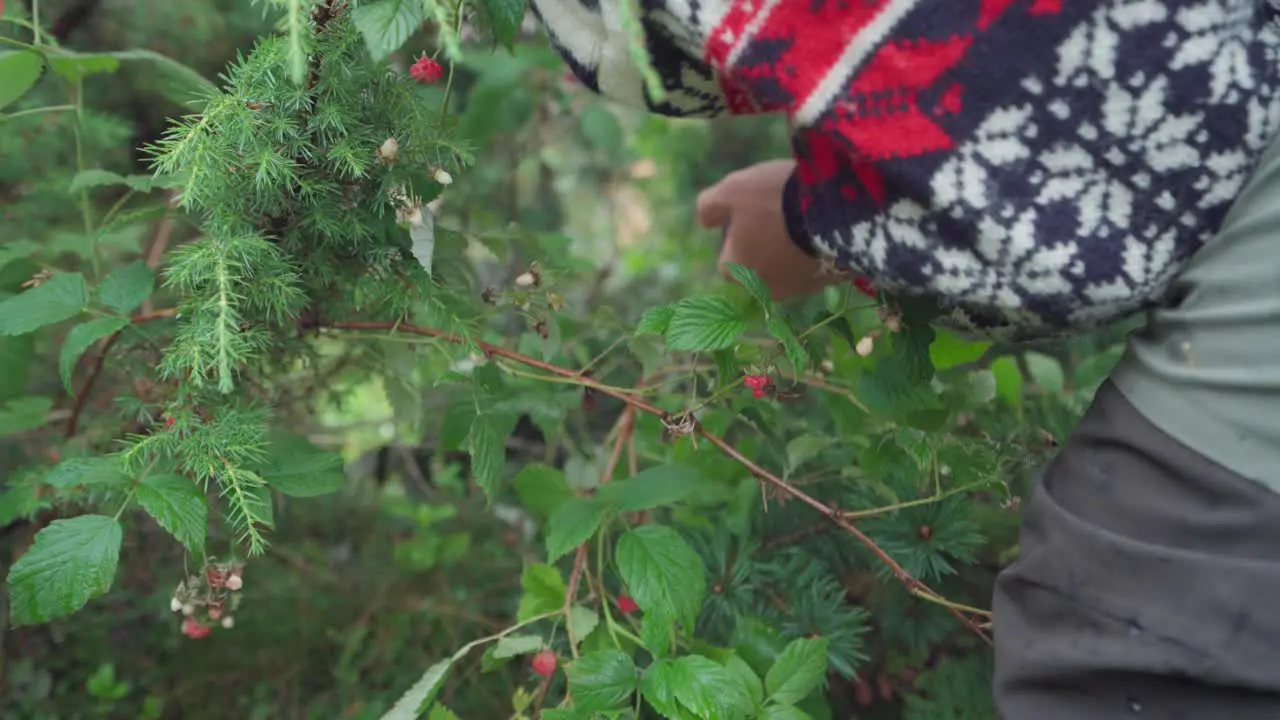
[695,178,732,229]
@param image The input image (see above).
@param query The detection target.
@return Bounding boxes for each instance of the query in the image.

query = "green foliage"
[8,515,123,626]
[0,1,1106,716]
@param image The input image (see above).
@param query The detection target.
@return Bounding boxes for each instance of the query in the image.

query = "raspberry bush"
[1,0,1129,717]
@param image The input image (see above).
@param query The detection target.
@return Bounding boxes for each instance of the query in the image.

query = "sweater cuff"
[781,170,818,257]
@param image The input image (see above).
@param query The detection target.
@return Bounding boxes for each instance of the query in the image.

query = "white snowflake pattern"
[1171,0,1257,102]
[1070,227,1181,326]
[930,105,1035,210]
[834,200,931,274]
[927,206,1078,308]
[1054,0,1169,85]
[1035,144,1135,235]
[1101,75,1203,173]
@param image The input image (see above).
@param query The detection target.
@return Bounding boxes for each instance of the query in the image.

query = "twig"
[64,308,176,438]
[324,321,992,643]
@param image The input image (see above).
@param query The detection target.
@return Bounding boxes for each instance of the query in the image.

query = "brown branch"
[64,309,177,438]
[325,321,992,643]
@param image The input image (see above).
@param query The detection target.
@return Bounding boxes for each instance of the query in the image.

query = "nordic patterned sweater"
[529,0,1280,340]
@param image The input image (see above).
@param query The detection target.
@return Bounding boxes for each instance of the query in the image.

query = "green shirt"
[1111,132,1280,494]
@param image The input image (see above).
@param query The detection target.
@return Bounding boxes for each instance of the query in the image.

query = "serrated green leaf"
[568,605,599,641]
[768,316,809,375]
[785,434,831,474]
[491,634,544,659]
[60,318,130,394]
[42,456,130,489]
[0,240,39,271]
[0,482,44,527]
[262,435,346,497]
[761,705,813,720]
[382,658,452,720]
[517,563,566,621]
[546,496,606,561]
[46,52,121,81]
[468,413,507,502]
[540,711,593,720]
[724,654,765,713]
[616,525,705,629]
[1023,352,1065,394]
[764,637,830,706]
[642,655,748,719]
[0,396,52,437]
[426,705,461,720]
[0,273,90,336]
[566,649,638,712]
[68,169,127,195]
[596,463,706,512]
[732,618,787,678]
[725,263,773,313]
[512,463,573,521]
[0,51,43,110]
[135,474,206,553]
[665,296,747,352]
[477,0,527,48]
[7,515,123,626]
[353,0,426,61]
[635,304,675,336]
[641,660,697,720]
[641,613,673,658]
[96,262,155,315]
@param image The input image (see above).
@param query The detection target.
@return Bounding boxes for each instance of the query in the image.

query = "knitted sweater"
[529,0,1280,340]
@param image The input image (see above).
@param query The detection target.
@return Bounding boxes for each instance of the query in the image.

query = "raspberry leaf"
[7,515,123,626]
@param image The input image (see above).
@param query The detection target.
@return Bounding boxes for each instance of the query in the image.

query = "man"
[529,0,1280,715]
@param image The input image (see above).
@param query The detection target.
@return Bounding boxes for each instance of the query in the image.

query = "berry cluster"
[743,372,774,399]
[170,561,246,639]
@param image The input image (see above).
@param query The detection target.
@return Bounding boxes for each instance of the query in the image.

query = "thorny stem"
[326,320,993,643]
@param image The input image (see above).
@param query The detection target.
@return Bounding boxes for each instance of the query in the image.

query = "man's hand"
[696,159,837,301]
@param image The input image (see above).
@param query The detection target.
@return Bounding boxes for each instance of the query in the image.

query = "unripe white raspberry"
[514,272,536,289]
[855,336,875,358]
[181,603,196,616]
[225,574,243,591]
[221,616,235,629]
[170,597,183,613]
[433,168,453,185]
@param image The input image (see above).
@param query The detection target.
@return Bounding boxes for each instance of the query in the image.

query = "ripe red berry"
[207,568,224,588]
[181,617,212,640]
[853,276,876,297]
[743,373,773,398]
[164,416,175,428]
[531,650,557,679]
[617,594,639,614]
[410,56,444,84]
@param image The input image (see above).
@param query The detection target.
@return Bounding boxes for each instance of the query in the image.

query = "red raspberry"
[206,568,224,588]
[182,617,212,640]
[853,276,876,297]
[164,416,175,428]
[743,373,773,398]
[531,650,557,679]
[617,594,639,614]
[410,56,444,84]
